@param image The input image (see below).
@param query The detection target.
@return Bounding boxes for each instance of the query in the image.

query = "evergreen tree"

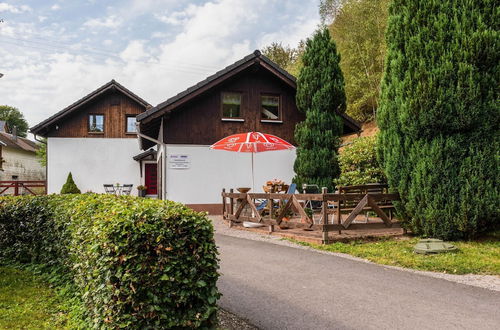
[60,172,81,194]
[293,28,346,192]
[378,0,499,239]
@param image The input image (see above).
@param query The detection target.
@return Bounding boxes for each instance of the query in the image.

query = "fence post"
[14,181,19,196]
[222,188,226,219]
[228,188,234,228]
[321,187,328,244]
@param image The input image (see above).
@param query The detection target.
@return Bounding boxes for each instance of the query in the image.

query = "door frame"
[142,160,158,197]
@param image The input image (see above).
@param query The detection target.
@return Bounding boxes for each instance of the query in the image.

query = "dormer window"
[261,94,281,121]
[222,92,242,119]
[89,114,104,133]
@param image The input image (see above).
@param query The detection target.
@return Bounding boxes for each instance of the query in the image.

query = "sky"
[0,0,320,133]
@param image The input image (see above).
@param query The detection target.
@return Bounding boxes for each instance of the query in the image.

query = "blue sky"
[0,0,320,132]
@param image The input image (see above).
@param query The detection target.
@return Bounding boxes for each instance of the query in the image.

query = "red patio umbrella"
[210,132,295,191]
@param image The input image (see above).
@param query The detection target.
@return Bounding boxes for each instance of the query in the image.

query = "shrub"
[293,28,346,191]
[377,0,499,239]
[334,136,386,187]
[60,172,81,194]
[0,194,220,328]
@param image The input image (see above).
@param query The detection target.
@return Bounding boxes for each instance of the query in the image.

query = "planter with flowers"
[263,179,289,193]
[137,185,147,197]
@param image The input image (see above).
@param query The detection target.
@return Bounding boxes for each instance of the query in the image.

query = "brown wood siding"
[163,67,305,145]
[46,91,146,138]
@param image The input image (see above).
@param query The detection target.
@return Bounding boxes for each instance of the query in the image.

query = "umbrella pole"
[251,152,255,192]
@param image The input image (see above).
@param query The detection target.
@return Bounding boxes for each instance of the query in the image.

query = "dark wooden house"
[137,50,360,212]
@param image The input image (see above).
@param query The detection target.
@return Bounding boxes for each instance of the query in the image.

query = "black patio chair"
[121,184,133,196]
[103,184,115,194]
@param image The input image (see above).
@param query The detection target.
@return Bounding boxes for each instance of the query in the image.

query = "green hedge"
[0,194,220,329]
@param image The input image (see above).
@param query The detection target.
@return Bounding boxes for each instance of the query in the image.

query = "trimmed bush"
[377,0,499,239]
[0,194,220,328]
[334,136,386,187]
[60,172,81,194]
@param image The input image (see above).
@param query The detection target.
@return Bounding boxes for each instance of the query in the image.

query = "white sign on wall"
[169,154,190,169]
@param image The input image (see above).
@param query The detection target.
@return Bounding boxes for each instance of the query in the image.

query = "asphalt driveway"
[216,234,500,330]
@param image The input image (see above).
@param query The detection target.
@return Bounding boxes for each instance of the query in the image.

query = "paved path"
[216,234,500,330]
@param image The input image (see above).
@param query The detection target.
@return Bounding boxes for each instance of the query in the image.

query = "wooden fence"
[222,184,401,243]
[0,181,47,196]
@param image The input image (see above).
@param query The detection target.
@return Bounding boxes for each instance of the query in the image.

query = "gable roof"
[30,80,151,135]
[0,132,39,153]
[136,50,360,134]
[137,50,297,123]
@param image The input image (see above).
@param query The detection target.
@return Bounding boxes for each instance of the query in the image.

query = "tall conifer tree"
[378,0,499,239]
[293,28,346,191]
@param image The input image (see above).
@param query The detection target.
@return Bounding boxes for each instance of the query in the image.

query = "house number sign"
[168,154,190,169]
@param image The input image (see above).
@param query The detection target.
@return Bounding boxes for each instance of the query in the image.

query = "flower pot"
[138,190,147,197]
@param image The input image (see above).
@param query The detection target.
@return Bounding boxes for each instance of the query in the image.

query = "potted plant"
[137,185,147,197]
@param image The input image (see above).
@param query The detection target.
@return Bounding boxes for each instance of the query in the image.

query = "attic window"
[126,115,137,133]
[261,94,281,121]
[222,92,242,119]
[89,114,104,133]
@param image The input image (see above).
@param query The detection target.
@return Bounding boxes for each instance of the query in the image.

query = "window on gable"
[126,115,137,133]
[89,114,104,133]
[222,92,242,118]
[261,95,280,121]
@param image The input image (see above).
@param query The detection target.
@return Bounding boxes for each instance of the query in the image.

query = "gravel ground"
[209,215,500,292]
[217,309,258,330]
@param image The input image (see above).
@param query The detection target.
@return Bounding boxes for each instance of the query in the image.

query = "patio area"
[221,184,406,244]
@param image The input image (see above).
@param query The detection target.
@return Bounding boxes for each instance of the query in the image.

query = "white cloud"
[0,2,31,13]
[83,15,122,29]
[0,0,319,132]
[258,17,319,48]
[51,4,61,11]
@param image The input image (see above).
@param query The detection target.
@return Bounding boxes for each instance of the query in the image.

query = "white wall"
[0,147,45,181]
[47,138,141,195]
[165,145,296,204]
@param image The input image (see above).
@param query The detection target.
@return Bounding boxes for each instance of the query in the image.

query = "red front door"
[145,163,158,195]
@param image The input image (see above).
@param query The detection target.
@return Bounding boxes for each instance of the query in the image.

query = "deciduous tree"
[0,105,29,137]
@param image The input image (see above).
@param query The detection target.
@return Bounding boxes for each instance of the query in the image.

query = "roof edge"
[137,50,297,122]
[30,79,152,135]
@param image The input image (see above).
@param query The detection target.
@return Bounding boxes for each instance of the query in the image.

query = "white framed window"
[261,95,280,121]
[89,114,104,133]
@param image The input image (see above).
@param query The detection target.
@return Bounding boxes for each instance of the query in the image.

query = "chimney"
[12,126,17,141]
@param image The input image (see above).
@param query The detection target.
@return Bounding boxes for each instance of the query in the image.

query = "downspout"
[159,118,167,201]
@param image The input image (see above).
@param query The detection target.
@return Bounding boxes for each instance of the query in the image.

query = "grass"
[286,233,500,275]
[0,266,69,329]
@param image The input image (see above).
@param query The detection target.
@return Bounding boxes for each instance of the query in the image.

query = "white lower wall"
[47,138,141,195]
[165,145,296,204]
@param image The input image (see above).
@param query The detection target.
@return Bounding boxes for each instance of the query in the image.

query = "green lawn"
[288,234,500,275]
[0,267,68,329]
